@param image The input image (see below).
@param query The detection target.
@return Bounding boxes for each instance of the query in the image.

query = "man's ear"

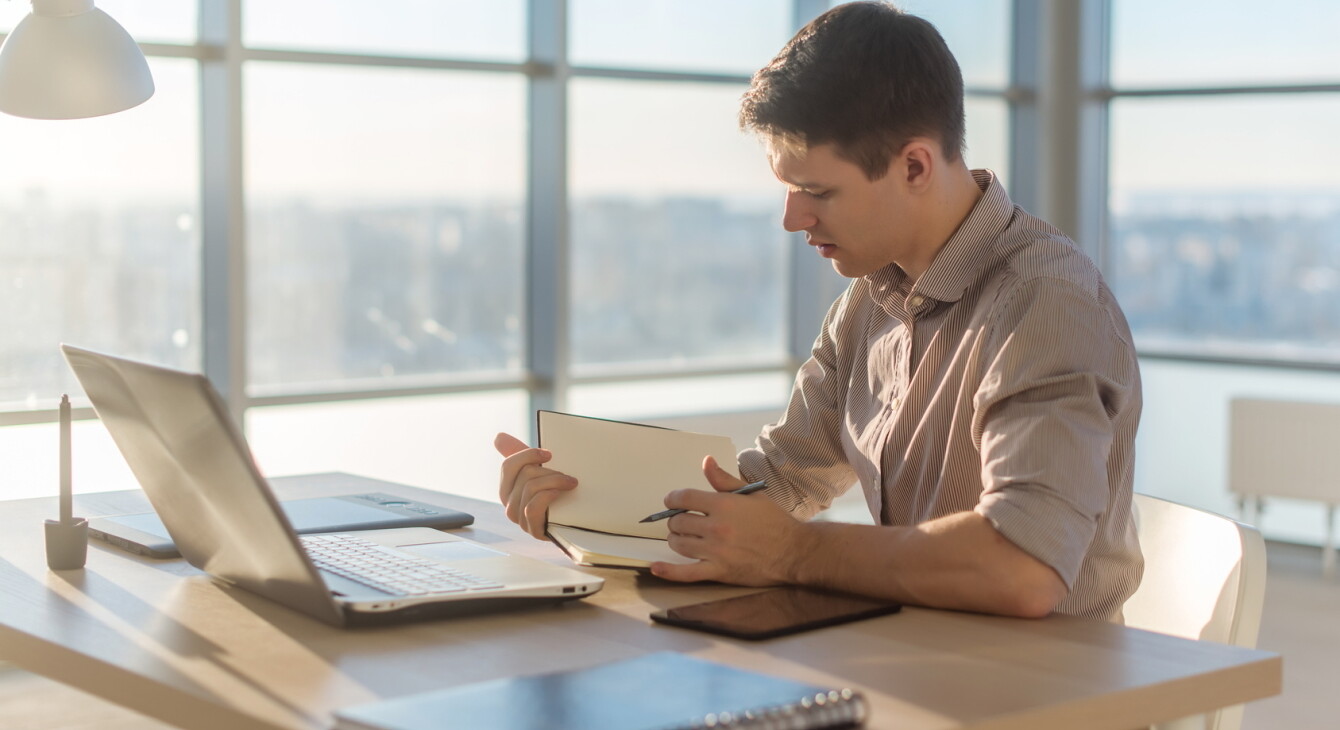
[898,138,937,191]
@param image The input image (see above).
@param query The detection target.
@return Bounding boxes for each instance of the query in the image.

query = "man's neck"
[899,164,985,282]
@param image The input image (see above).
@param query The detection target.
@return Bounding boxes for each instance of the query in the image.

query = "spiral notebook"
[333,652,867,730]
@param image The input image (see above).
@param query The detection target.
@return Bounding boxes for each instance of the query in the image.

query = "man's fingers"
[666,511,710,538]
[520,487,570,539]
[650,557,719,583]
[496,431,543,502]
[504,471,575,524]
[498,445,552,503]
[663,488,721,514]
[665,530,707,559]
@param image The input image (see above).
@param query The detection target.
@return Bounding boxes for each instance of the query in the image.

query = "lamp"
[0,0,154,119]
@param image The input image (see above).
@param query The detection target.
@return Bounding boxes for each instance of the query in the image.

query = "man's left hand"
[649,456,809,585]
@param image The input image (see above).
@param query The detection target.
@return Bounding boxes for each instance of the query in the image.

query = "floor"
[0,540,1334,729]
[1239,540,1340,729]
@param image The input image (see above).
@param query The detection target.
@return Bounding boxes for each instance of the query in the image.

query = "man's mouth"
[810,241,837,258]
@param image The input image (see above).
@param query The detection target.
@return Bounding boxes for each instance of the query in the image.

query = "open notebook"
[538,410,738,569]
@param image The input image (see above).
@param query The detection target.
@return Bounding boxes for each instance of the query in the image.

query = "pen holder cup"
[45,518,89,571]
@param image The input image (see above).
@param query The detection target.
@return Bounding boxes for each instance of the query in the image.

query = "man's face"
[770,142,911,279]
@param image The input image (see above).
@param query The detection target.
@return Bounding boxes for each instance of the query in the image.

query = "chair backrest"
[1124,493,1267,648]
[1123,493,1268,730]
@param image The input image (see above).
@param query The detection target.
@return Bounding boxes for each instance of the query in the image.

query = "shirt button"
[909,295,924,308]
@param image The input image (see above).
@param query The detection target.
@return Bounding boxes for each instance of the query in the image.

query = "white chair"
[1123,493,1268,730]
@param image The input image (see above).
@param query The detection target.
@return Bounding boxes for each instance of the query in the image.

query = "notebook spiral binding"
[678,688,868,729]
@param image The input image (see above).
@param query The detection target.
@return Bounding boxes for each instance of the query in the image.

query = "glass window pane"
[0,0,196,44]
[569,373,792,421]
[0,58,200,411]
[895,0,1011,89]
[246,390,527,502]
[245,63,526,394]
[1112,0,1340,88]
[569,79,788,372]
[570,0,793,75]
[1,419,143,500]
[1108,95,1340,359]
[964,97,1009,183]
[243,0,525,61]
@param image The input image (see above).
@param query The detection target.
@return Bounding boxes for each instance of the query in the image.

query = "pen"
[59,394,71,525]
[638,480,768,523]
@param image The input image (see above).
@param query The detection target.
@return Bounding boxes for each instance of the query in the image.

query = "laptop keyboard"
[302,533,504,596]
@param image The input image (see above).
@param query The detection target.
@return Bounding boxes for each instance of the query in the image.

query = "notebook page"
[540,411,738,540]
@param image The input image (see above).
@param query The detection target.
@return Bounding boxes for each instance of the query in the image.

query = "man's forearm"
[785,511,1068,618]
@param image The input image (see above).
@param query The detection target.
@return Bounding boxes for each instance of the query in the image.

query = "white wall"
[1136,357,1340,545]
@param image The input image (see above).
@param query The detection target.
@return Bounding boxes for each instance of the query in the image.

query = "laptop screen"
[62,344,343,624]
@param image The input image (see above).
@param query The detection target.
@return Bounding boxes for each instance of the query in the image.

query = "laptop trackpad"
[400,541,507,561]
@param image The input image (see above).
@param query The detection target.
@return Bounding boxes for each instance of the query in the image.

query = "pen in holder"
[45,394,88,571]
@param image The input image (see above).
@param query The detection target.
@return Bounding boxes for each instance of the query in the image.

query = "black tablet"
[650,586,901,640]
[89,492,474,558]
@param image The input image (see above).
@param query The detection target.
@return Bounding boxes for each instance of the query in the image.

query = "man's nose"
[782,191,816,233]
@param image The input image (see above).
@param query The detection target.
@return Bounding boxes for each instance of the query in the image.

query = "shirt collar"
[866,169,1015,308]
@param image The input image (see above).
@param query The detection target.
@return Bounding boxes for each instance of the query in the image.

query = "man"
[496,1,1142,620]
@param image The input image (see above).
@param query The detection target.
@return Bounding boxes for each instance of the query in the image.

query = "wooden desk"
[0,473,1280,730]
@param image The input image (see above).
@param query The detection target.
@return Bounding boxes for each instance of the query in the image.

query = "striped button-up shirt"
[739,170,1143,620]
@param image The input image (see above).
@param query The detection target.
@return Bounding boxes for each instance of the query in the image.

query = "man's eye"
[807,190,831,200]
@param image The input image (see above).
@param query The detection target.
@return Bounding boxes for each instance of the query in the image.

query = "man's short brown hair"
[739,1,966,179]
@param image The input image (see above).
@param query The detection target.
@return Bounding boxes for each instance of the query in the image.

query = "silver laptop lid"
[62,344,343,625]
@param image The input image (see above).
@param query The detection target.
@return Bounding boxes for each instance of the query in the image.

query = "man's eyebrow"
[773,172,828,190]
[769,160,831,190]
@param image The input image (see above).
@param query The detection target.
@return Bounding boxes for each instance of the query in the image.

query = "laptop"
[61,344,603,627]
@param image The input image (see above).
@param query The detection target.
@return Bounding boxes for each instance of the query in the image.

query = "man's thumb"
[702,455,747,493]
[494,432,530,457]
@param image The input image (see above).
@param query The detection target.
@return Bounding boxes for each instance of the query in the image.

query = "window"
[1111,0,1340,88]
[1108,0,1340,363]
[568,79,787,373]
[0,2,1014,503]
[243,0,525,61]
[570,0,792,75]
[245,63,526,393]
[0,57,200,409]
[1103,1,1340,545]
[565,1,797,383]
[0,0,197,43]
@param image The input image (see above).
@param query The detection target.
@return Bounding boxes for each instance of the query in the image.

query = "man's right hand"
[494,432,578,539]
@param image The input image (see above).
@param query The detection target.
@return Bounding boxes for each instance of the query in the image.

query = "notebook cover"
[333,651,867,730]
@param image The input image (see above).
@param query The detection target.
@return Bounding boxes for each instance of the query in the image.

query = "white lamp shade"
[0,0,155,120]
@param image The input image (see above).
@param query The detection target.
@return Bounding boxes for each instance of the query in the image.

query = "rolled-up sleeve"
[971,278,1136,588]
[739,287,860,520]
